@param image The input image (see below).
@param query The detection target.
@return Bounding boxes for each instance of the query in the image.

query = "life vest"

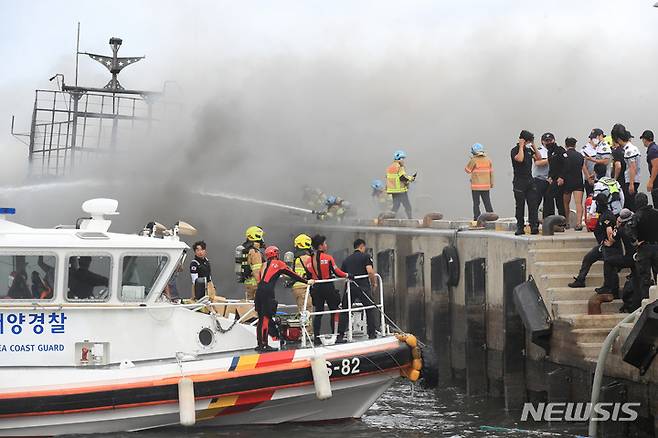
[386,161,407,194]
[292,250,311,288]
[594,177,621,202]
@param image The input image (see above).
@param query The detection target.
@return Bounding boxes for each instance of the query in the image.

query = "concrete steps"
[547,286,602,302]
[552,299,623,317]
[533,260,603,275]
[576,341,606,359]
[529,248,595,262]
[555,313,627,329]
[529,236,597,250]
[540,274,605,289]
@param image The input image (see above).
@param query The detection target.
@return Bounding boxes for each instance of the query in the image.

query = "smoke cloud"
[2,0,658,297]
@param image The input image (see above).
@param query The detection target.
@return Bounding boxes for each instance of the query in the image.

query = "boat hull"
[0,338,411,436]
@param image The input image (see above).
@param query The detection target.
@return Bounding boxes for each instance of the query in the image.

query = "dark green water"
[69,381,586,438]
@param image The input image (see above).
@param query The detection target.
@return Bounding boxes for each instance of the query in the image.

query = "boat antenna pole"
[75,22,81,87]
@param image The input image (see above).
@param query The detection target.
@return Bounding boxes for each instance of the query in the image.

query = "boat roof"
[0,219,188,250]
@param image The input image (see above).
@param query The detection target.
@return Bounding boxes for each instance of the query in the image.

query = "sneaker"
[260,345,278,352]
[575,225,583,231]
[568,277,586,288]
[335,336,347,344]
[595,286,610,294]
[254,345,263,352]
[368,334,378,340]
[313,337,322,346]
[515,228,525,236]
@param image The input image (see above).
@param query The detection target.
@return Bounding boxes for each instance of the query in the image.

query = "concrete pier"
[305,219,658,436]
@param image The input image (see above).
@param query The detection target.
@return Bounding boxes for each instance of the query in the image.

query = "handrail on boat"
[301,273,386,347]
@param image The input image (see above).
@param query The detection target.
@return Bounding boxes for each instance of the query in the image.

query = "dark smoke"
[3,1,658,298]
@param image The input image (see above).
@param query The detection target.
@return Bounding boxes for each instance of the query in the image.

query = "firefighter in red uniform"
[304,234,353,344]
[255,245,312,352]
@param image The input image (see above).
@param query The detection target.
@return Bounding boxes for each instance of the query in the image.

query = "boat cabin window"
[0,255,56,301]
[120,255,169,301]
[66,256,111,301]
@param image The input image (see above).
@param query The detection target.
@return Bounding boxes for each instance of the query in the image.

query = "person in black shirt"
[545,135,567,217]
[561,137,585,230]
[510,130,541,235]
[338,239,379,340]
[627,193,658,311]
[190,240,215,300]
[601,209,638,312]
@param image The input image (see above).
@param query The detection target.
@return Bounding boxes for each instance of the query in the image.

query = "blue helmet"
[371,179,384,190]
[325,195,337,205]
[471,143,484,155]
[393,150,407,160]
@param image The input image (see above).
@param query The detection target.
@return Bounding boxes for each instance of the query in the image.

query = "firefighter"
[291,234,314,321]
[323,196,351,221]
[302,185,326,212]
[386,150,416,219]
[305,234,353,344]
[255,246,312,352]
[241,226,265,301]
[371,179,393,213]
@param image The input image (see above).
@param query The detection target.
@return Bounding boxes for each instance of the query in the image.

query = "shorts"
[564,179,584,194]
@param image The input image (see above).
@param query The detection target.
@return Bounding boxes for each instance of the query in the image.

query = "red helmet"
[265,245,280,260]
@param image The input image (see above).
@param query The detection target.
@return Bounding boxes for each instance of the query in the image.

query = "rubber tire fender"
[442,245,460,287]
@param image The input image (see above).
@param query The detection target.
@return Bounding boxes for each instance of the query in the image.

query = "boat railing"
[300,273,386,347]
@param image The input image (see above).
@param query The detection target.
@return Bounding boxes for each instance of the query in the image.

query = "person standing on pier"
[464,143,494,221]
[561,137,585,230]
[545,134,567,218]
[639,130,658,207]
[612,125,641,211]
[511,130,541,235]
[386,150,416,219]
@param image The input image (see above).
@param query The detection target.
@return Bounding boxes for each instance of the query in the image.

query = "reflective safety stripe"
[386,162,407,193]
[293,257,307,288]
[471,184,492,190]
[246,262,262,285]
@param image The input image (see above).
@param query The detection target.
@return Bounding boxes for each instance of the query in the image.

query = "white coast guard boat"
[0,199,421,437]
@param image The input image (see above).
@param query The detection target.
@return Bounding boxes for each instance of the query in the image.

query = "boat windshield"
[66,255,111,301]
[0,254,56,301]
[120,255,169,301]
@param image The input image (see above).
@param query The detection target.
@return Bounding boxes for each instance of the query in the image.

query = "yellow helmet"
[604,135,613,147]
[245,226,264,242]
[293,233,312,250]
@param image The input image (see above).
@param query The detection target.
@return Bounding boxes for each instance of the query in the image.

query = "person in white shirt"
[534,133,551,218]
[611,124,641,210]
[585,128,612,180]
[582,132,598,196]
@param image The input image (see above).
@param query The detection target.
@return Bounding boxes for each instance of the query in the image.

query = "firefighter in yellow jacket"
[243,226,264,300]
[386,150,416,219]
[291,234,314,332]
[464,143,495,221]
